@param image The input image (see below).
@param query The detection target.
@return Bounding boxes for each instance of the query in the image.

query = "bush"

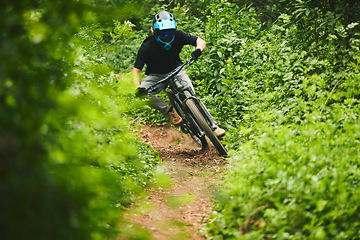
[207,106,360,239]
[192,1,360,239]
[0,1,158,239]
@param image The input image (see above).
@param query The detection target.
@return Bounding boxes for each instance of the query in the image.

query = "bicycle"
[140,57,227,156]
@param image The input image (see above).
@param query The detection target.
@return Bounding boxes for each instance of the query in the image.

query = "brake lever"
[185,58,195,69]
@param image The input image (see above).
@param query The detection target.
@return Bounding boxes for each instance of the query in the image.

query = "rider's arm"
[191,37,206,60]
[196,37,206,51]
[132,67,141,88]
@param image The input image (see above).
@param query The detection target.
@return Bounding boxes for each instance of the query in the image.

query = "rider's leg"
[140,74,170,114]
[140,74,182,125]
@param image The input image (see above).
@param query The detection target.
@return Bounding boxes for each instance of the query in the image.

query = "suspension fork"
[170,88,202,137]
[181,89,217,130]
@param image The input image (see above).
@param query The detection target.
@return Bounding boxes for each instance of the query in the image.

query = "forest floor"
[122,123,228,240]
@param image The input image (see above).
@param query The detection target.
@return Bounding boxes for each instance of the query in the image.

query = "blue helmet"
[152,11,177,50]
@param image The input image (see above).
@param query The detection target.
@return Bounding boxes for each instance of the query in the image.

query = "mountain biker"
[132,11,225,138]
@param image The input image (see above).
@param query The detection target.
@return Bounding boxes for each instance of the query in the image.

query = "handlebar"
[146,57,196,93]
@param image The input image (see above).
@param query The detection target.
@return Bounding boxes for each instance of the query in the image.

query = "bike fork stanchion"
[196,99,217,130]
[183,96,217,130]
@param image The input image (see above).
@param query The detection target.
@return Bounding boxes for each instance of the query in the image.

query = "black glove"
[136,87,148,98]
[191,48,202,60]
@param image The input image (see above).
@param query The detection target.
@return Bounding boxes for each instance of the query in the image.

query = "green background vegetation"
[1,0,359,239]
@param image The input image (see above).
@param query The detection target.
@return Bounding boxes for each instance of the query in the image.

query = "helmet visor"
[158,30,175,42]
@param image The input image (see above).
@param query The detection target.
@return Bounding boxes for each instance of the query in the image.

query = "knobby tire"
[185,99,227,156]
[167,90,208,149]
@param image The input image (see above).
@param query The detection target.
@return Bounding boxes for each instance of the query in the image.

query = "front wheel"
[185,99,227,156]
[167,89,208,149]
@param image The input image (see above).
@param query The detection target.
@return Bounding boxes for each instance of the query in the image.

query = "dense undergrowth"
[1,1,159,239]
[185,1,360,239]
[2,0,359,239]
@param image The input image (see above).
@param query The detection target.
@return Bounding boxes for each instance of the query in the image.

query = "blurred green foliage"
[0,0,159,239]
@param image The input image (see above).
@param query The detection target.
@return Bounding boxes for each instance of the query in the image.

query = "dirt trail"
[124,124,227,240]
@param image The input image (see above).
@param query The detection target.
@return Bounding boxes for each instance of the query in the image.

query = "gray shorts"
[141,69,194,114]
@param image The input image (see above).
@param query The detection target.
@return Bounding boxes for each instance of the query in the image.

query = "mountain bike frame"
[145,57,227,156]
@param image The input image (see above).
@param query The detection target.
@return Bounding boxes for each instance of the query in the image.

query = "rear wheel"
[186,99,227,156]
